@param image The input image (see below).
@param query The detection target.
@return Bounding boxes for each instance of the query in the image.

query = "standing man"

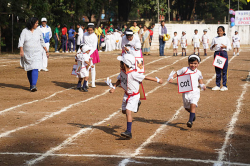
[68,26,76,53]
[54,23,60,53]
[158,21,167,56]
[39,17,52,71]
[76,24,83,52]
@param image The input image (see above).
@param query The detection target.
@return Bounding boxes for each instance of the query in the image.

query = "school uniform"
[105,34,112,51]
[177,67,203,109]
[192,34,200,48]
[202,34,209,49]
[181,35,187,48]
[76,52,90,78]
[121,35,141,50]
[210,36,231,87]
[38,25,52,70]
[117,69,145,112]
[172,36,179,49]
[76,27,83,51]
[232,35,240,48]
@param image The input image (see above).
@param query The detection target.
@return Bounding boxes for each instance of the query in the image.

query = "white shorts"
[233,43,240,48]
[182,90,200,109]
[194,42,200,48]
[181,44,187,48]
[122,93,140,113]
[78,67,89,78]
[173,44,178,49]
[203,43,209,49]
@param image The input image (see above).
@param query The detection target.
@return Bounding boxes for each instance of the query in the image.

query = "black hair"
[63,24,67,28]
[120,61,130,69]
[26,17,38,30]
[70,26,73,29]
[218,26,226,36]
[161,21,165,24]
[188,55,201,63]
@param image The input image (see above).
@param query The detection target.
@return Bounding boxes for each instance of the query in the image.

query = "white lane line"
[1,152,249,166]
[25,57,188,166]
[0,88,72,115]
[213,72,250,166]
[205,55,236,86]
[0,90,110,138]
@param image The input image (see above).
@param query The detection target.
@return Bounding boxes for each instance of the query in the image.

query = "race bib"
[135,57,145,73]
[177,74,193,93]
[213,55,227,69]
[120,70,127,91]
[71,64,78,76]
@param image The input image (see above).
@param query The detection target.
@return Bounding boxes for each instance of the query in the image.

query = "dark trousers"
[54,35,59,51]
[150,35,153,46]
[159,38,166,56]
[214,51,228,87]
[68,37,75,51]
[62,35,67,52]
[76,45,80,52]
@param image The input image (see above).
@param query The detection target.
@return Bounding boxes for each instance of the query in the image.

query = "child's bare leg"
[233,48,236,55]
[185,108,191,112]
[197,47,199,55]
[237,48,239,54]
[194,47,196,54]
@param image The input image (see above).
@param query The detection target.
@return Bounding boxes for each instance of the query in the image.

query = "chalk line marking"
[25,56,190,166]
[213,72,250,166]
[0,90,110,138]
[0,88,73,115]
[0,152,249,166]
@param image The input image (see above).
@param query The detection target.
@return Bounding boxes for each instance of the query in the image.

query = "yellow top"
[130,26,140,34]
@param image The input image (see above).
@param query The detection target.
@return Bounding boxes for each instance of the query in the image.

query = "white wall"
[151,24,250,50]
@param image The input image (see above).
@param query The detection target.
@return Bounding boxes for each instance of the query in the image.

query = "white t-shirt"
[121,35,141,50]
[232,35,240,44]
[210,36,231,51]
[117,69,145,94]
[202,34,209,44]
[76,52,90,67]
[82,32,98,55]
[177,67,203,91]
[181,35,187,44]
[172,36,179,45]
[192,34,200,43]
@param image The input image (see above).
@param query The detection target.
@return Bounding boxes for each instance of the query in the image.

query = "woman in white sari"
[141,26,151,55]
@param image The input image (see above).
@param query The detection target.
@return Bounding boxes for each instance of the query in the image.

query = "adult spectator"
[54,23,60,53]
[68,26,76,53]
[142,25,151,55]
[158,21,167,56]
[130,22,140,37]
[149,26,153,46]
[18,17,49,92]
[76,24,83,52]
[61,24,68,53]
[38,17,52,71]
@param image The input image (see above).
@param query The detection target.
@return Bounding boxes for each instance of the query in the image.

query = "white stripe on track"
[213,72,250,166]
[1,152,250,166]
[0,90,109,138]
[25,57,188,166]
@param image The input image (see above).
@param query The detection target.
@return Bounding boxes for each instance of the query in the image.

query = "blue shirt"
[68,29,75,38]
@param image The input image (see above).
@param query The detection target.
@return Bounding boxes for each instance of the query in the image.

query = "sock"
[198,53,200,56]
[31,69,38,86]
[182,52,183,56]
[189,113,195,122]
[82,80,87,89]
[185,52,186,56]
[127,122,132,133]
[173,53,175,56]
[77,80,81,88]
[176,53,178,56]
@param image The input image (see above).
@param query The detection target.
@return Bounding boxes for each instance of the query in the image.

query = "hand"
[20,51,24,57]
[109,88,115,93]
[124,47,129,53]
[168,78,173,83]
[159,78,163,84]
[221,44,226,49]
[212,44,217,49]
[91,65,94,68]
[203,85,206,91]
[46,52,49,58]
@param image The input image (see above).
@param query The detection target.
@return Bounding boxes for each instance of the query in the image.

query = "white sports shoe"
[220,86,228,91]
[43,68,49,72]
[66,51,69,53]
[99,50,102,52]
[212,86,221,91]
[55,51,59,53]
[237,53,239,56]
[233,52,235,56]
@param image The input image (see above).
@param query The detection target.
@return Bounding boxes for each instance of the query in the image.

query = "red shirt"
[149,29,153,36]
[62,27,67,35]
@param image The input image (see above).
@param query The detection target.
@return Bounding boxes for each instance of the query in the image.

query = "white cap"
[135,42,141,50]
[117,54,135,68]
[41,18,47,22]
[88,23,94,26]
[81,44,91,53]
[126,30,133,35]
[203,29,207,32]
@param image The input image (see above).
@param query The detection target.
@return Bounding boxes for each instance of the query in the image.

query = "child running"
[202,29,209,56]
[181,31,187,56]
[109,53,162,139]
[192,29,200,55]
[232,30,240,56]
[172,31,179,56]
[168,54,206,128]
[75,44,94,92]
